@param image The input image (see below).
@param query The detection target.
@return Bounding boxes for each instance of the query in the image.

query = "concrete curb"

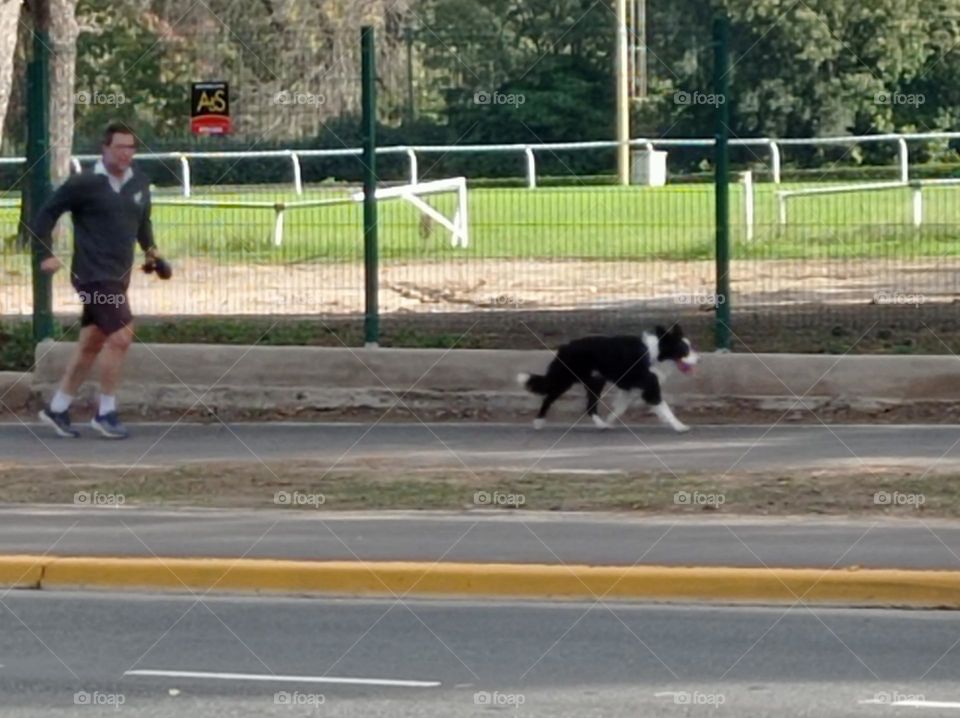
[3,555,960,607]
[28,343,960,420]
[0,372,32,412]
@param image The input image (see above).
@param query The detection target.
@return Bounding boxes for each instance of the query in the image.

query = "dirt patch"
[2,462,958,517]
[3,257,959,316]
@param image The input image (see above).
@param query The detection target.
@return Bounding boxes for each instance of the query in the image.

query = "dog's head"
[654,325,699,374]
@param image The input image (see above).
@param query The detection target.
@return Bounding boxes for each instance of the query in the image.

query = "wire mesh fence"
[3,164,960,352]
[2,0,960,353]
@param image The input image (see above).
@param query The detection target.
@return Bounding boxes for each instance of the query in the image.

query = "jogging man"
[32,120,166,439]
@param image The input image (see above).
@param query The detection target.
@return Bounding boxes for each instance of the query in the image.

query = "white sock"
[99,394,117,415]
[50,390,73,413]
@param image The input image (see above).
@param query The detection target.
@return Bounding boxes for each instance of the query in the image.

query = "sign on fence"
[191,81,231,135]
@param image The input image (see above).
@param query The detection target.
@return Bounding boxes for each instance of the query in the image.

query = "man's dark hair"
[102,121,137,147]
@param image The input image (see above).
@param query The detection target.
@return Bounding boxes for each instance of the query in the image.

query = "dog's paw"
[591,414,610,430]
[673,423,691,434]
[533,418,546,430]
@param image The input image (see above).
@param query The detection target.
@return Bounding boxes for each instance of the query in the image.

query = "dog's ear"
[671,324,683,337]
[655,325,667,338]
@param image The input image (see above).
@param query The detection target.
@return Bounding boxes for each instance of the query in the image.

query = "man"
[32,120,166,439]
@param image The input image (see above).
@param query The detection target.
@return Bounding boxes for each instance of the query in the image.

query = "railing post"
[406,147,418,185]
[274,204,285,246]
[912,182,923,228]
[180,155,191,198]
[291,152,303,195]
[525,147,536,189]
[741,170,754,241]
[897,137,909,183]
[769,140,781,184]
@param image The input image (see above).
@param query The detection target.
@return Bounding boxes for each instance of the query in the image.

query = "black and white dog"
[517,325,698,432]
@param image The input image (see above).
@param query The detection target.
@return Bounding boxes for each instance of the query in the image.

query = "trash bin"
[631,149,667,186]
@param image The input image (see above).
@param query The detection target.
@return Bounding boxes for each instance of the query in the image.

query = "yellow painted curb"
[0,555,47,588]
[1,555,959,607]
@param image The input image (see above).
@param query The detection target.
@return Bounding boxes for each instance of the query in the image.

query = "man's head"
[101,121,138,177]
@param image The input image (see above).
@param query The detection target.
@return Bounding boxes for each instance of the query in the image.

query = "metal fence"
[4,123,960,351]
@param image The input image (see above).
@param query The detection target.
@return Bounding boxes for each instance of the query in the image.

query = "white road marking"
[859,698,960,709]
[124,668,440,688]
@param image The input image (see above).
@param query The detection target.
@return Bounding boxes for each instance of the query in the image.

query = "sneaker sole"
[38,410,79,438]
[90,419,128,439]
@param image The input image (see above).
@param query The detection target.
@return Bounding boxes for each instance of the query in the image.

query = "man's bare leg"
[40,325,106,437]
[61,325,107,396]
[97,324,133,398]
[90,324,133,438]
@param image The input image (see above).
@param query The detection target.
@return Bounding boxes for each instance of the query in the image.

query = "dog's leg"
[584,374,608,429]
[604,386,635,427]
[535,380,574,429]
[642,374,689,433]
[651,401,690,433]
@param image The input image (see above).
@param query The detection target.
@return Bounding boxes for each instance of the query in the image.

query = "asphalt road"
[1,591,958,717]
[3,508,960,570]
[4,422,960,474]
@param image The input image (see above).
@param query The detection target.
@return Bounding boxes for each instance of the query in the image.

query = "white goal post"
[151,176,470,248]
[350,177,469,248]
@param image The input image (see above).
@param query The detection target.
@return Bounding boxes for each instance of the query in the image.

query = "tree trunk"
[49,0,78,184]
[16,0,49,250]
[0,0,20,145]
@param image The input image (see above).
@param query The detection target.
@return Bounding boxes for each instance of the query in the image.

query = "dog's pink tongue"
[677,360,694,374]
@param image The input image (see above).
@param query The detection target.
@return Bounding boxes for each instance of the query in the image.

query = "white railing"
[4,131,960,196]
[776,177,960,227]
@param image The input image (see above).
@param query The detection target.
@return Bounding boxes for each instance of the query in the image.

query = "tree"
[0,0,21,147]
[48,0,78,253]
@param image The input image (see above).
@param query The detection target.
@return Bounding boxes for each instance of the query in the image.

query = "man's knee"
[78,328,106,355]
[105,325,134,352]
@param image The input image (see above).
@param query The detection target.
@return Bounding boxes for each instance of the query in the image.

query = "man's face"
[102,132,137,175]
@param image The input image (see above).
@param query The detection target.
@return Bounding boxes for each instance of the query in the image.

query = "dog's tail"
[517,372,550,395]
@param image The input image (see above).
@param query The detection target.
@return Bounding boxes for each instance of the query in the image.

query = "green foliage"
[19,0,960,187]
[74,0,191,150]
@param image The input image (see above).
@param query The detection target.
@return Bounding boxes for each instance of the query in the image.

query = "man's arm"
[137,188,156,257]
[30,177,78,261]
[137,188,170,278]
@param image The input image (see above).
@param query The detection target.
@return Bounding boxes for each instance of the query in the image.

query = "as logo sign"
[191,81,231,135]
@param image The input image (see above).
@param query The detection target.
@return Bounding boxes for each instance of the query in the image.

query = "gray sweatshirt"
[31,164,156,289]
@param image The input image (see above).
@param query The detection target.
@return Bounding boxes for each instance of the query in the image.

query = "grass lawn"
[2,181,959,265]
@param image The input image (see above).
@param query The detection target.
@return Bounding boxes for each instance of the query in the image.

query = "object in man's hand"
[143,256,172,280]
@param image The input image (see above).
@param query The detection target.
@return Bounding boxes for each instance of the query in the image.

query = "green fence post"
[713,12,732,351]
[361,25,379,347]
[27,6,53,345]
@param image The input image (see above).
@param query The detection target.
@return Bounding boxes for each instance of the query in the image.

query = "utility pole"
[616,0,630,185]
[636,0,647,99]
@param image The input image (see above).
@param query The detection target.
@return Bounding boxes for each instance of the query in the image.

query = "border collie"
[516,325,698,432]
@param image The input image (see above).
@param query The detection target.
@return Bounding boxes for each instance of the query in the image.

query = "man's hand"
[142,248,172,280]
[40,257,61,274]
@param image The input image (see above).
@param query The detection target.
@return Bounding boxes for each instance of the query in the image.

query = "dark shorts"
[77,281,132,335]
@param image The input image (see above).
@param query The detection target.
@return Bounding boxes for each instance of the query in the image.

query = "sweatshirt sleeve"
[137,186,155,253]
[30,177,79,260]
